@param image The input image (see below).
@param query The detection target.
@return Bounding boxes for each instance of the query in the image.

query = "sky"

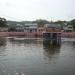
[0,0,75,21]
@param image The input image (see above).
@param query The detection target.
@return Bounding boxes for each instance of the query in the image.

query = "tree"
[0,17,7,27]
[8,27,16,32]
[54,20,67,29]
[36,19,50,27]
[70,19,75,30]
[54,20,66,24]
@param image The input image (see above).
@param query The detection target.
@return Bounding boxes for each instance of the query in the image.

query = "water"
[0,37,75,75]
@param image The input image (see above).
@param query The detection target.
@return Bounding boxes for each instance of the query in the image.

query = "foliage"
[54,20,66,29]
[70,19,75,30]
[0,17,7,27]
[8,27,16,32]
[7,18,75,31]
[54,20,66,24]
[35,19,50,27]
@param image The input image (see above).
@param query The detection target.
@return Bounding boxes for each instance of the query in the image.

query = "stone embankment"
[0,32,75,38]
[0,32,42,37]
[61,32,75,38]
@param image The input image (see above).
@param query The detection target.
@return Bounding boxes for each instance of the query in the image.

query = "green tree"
[0,17,7,27]
[36,19,49,27]
[70,19,75,31]
[54,20,66,24]
[54,20,67,29]
[8,27,16,32]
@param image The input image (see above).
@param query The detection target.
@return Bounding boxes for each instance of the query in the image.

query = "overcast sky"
[0,0,75,21]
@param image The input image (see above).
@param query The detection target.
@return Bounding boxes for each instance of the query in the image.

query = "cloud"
[0,0,75,21]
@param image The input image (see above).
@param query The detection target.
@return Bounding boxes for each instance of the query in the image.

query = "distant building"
[43,23,61,40]
[0,27,8,32]
[15,24,24,32]
[24,23,38,32]
[8,23,38,32]
[63,25,73,32]
[37,27,45,33]
[44,23,61,32]
[8,23,62,33]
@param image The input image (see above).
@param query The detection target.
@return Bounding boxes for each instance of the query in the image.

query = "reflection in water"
[43,39,61,61]
[0,37,6,57]
[72,41,75,48]
[0,37,75,75]
[0,37,6,46]
[0,38,44,75]
[8,38,43,46]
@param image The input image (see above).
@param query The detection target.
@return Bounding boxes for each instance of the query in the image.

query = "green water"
[0,37,75,75]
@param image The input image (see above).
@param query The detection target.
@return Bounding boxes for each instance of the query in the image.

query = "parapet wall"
[0,32,75,38]
[61,32,75,38]
[0,32,43,37]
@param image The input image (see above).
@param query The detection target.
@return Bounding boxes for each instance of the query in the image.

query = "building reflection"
[43,39,61,61]
[8,38,43,47]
